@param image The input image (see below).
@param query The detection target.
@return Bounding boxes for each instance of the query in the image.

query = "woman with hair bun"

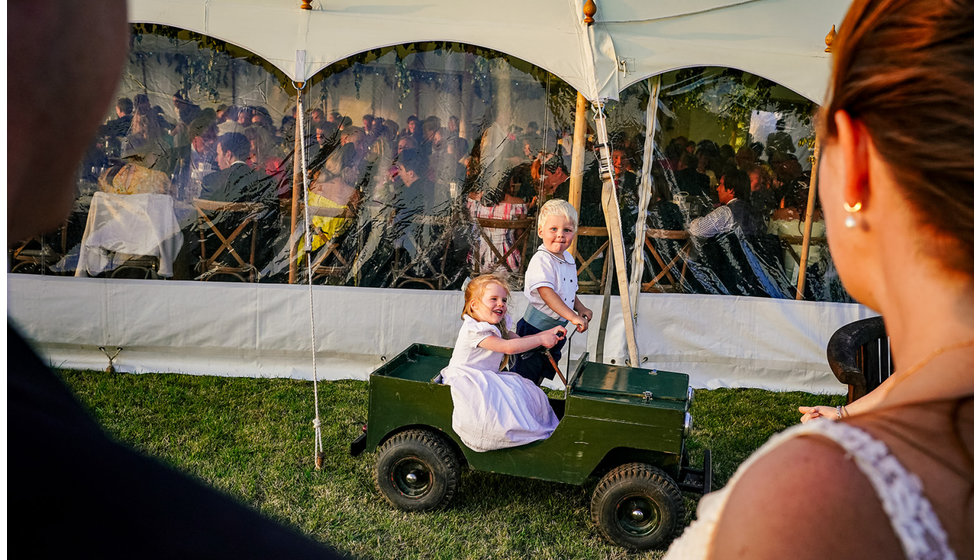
[666,0,973,557]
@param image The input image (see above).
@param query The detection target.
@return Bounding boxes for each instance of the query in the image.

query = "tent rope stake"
[293,81,326,470]
[98,346,122,374]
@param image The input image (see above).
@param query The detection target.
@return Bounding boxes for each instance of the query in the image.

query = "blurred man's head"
[116,97,133,118]
[718,168,750,203]
[216,133,251,169]
[396,148,425,187]
[9,0,129,243]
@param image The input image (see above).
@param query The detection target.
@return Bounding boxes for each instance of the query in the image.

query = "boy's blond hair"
[537,198,578,231]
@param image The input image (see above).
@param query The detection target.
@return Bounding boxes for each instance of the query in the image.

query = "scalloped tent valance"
[129,0,849,103]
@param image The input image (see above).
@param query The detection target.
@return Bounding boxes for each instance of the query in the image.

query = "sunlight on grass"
[61,371,844,559]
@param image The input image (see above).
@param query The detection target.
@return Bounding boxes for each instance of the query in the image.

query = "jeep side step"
[350,424,368,456]
[678,448,712,495]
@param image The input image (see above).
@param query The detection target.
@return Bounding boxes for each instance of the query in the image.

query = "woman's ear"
[832,110,871,207]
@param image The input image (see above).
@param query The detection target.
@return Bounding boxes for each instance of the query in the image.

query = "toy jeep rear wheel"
[591,462,684,550]
[374,429,460,511]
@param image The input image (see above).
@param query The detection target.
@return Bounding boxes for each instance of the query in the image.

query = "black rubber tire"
[590,462,684,551]
[374,429,461,512]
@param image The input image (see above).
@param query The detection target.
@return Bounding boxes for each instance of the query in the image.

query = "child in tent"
[440,274,566,452]
[511,198,593,385]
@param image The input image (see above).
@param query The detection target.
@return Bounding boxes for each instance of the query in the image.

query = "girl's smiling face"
[538,214,576,255]
[470,282,509,324]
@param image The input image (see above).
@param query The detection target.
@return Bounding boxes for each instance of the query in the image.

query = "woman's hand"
[798,405,842,423]
[539,326,567,349]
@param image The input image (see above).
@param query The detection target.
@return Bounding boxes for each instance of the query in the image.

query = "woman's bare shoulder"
[707,432,904,559]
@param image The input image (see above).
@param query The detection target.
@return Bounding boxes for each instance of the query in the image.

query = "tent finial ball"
[583,0,596,25]
[825,24,837,52]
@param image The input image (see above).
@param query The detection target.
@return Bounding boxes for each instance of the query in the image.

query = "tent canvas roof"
[129,0,850,103]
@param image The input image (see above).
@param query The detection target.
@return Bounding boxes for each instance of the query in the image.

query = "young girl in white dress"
[441,274,566,452]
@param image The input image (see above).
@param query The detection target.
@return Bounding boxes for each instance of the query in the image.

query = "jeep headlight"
[684,411,693,438]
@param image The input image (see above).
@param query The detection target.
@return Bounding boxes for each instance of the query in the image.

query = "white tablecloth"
[75,192,183,277]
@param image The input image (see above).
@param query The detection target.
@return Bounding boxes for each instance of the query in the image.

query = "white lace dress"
[665,419,956,560]
[440,316,559,452]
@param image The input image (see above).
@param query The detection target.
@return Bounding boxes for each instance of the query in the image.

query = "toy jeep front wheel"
[374,429,461,511]
[591,462,684,550]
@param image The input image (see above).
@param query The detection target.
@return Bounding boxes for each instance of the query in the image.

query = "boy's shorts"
[509,309,568,385]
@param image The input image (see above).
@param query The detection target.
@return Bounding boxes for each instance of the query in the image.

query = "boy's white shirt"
[523,244,578,320]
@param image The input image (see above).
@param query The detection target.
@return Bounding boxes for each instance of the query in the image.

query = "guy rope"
[293,72,326,470]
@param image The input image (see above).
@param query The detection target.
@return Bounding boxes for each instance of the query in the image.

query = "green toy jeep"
[350,343,711,551]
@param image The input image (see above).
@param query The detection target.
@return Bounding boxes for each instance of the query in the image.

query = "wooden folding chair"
[471,216,535,279]
[571,226,610,294]
[193,198,265,282]
[392,214,455,290]
[642,229,692,293]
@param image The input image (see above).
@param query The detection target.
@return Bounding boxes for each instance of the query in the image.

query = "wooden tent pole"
[288,88,304,284]
[568,92,589,256]
[795,140,820,300]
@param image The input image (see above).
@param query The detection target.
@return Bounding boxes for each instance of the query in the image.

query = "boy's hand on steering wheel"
[571,315,588,333]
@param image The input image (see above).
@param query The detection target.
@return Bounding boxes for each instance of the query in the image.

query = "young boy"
[511,199,593,385]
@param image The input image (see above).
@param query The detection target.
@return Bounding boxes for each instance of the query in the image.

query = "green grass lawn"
[60,370,844,559]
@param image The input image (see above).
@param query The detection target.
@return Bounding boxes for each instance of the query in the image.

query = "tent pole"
[288,88,304,284]
[568,92,588,256]
[795,139,820,300]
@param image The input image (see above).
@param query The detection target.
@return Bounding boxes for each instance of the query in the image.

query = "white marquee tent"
[8,0,875,394]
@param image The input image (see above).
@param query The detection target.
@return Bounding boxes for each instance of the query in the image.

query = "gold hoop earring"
[843,201,862,228]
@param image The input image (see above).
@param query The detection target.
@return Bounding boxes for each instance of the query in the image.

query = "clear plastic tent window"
[18,24,850,303]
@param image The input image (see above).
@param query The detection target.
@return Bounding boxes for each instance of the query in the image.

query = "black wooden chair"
[9,222,68,275]
[392,214,456,290]
[826,316,894,403]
